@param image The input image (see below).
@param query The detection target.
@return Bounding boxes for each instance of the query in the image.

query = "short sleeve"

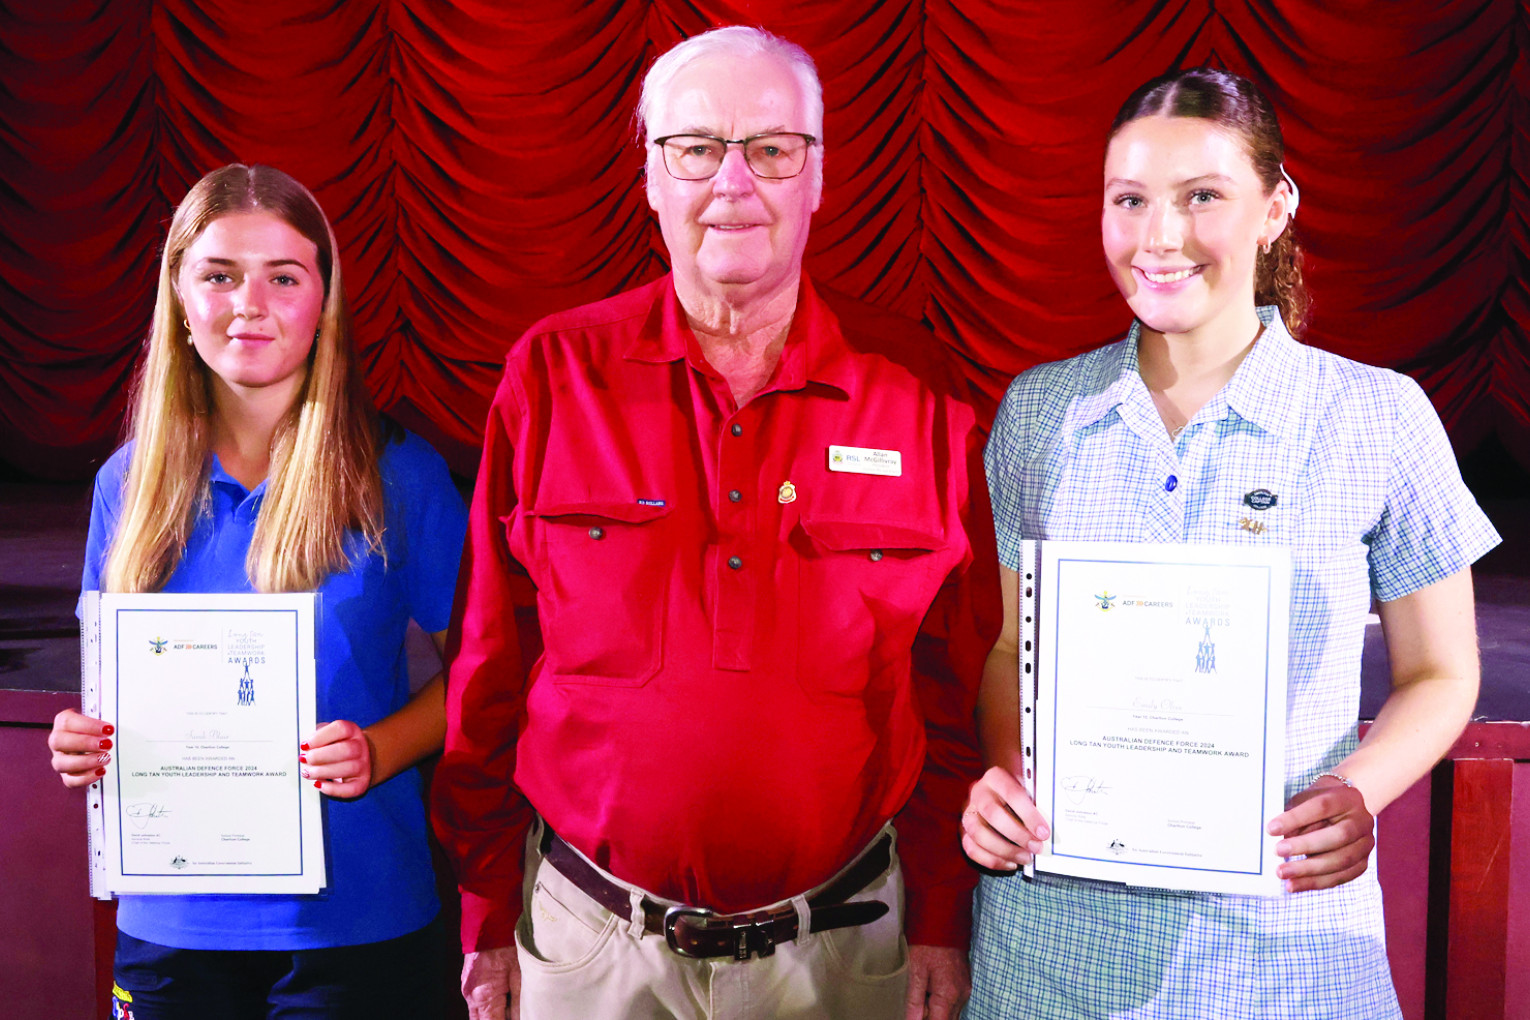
[386,432,468,634]
[1367,376,1500,602]
[80,446,130,599]
[984,376,1032,572]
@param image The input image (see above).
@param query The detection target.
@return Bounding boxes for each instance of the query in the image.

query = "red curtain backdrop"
[2,1,1526,478]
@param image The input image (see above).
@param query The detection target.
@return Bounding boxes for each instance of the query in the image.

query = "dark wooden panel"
[0,721,98,1016]
[1446,758,1514,1020]
[1448,722,1530,760]
[0,688,77,726]
[1377,774,1431,1020]
[1507,765,1530,1020]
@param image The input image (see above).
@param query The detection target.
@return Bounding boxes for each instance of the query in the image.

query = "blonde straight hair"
[102,164,386,593]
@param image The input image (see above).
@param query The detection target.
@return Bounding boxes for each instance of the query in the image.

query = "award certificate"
[1022,541,1290,895]
[81,592,325,897]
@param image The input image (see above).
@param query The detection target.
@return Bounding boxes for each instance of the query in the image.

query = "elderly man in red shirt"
[433,25,1000,1020]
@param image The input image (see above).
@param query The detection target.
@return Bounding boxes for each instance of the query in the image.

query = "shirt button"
[730,423,743,437]
[1165,476,1178,492]
[588,527,605,540]
[868,549,884,562]
[727,555,743,570]
[728,489,742,503]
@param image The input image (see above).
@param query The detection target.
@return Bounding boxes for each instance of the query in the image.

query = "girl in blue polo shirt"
[46,164,466,1018]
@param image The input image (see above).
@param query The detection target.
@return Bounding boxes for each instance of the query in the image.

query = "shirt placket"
[1118,401,1188,542]
[209,472,263,575]
[713,409,758,671]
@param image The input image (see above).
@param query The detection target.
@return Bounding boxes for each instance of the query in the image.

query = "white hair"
[637,26,825,144]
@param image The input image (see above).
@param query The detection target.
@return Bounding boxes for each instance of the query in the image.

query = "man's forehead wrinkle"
[653,58,807,137]
[665,124,795,138]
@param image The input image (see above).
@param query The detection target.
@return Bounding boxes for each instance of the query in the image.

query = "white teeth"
[1144,268,1196,284]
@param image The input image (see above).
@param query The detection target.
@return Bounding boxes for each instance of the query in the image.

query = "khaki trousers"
[515,822,909,1020]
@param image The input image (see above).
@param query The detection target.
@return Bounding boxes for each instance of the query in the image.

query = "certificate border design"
[1039,546,1287,889]
[113,607,307,880]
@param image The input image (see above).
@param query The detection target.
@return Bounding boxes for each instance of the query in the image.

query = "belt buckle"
[663,906,715,959]
[664,906,778,961]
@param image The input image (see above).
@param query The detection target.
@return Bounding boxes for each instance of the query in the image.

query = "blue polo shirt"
[83,429,467,949]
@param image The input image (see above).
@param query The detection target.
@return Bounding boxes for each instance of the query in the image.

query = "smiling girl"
[961,69,1499,1018]
[45,164,465,1018]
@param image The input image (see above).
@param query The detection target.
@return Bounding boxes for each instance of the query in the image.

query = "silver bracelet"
[1316,771,1356,789]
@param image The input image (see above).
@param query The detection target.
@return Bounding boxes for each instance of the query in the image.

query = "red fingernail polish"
[299,754,307,763]
[95,767,106,776]
[102,725,114,735]
[99,738,113,750]
[300,742,310,751]
[314,780,323,788]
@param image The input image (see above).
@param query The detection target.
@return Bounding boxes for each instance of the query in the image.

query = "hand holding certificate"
[80,591,326,898]
[1017,541,1290,896]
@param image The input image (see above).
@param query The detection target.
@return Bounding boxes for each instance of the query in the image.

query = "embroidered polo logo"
[1243,489,1278,511]
[777,481,797,504]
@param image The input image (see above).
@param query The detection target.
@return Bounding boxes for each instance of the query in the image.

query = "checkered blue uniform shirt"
[967,308,1501,1020]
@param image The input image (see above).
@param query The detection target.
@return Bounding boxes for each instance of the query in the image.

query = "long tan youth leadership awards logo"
[1195,624,1217,674]
[226,629,268,708]
[1185,586,1230,675]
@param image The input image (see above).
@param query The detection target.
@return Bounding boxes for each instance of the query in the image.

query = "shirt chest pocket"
[527,500,674,687]
[795,516,944,698]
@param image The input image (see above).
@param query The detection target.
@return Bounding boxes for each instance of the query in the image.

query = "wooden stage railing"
[1372,721,1530,1020]
[4,691,1527,1019]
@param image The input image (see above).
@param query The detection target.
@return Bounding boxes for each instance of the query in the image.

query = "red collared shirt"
[434,274,1000,952]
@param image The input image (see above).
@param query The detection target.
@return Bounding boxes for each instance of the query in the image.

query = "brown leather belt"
[540,828,893,961]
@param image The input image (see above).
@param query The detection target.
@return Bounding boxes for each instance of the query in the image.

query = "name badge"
[828,445,902,477]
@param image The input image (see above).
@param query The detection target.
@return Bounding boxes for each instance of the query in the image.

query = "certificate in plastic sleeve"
[80,591,324,897]
[1017,541,1290,896]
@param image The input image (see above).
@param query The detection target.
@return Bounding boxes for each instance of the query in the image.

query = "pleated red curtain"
[1,1,1525,477]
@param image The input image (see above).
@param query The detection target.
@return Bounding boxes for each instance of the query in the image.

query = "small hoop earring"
[1260,239,1271,255]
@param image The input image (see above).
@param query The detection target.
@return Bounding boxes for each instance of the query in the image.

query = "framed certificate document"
[80,591,326,898]
[1018,541,1290,896]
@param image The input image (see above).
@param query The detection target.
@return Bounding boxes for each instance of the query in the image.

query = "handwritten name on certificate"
[1029,542,1290,896]
[82,592,324,897]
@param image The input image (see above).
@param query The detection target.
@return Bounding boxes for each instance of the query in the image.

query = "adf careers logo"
[149,637,167,655]
[1094,591,1116,612]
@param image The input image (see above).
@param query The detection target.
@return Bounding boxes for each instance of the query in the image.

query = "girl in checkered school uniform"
[963,68,1499,1019]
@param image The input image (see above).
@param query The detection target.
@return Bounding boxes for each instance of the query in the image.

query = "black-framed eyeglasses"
[651,133,818,181]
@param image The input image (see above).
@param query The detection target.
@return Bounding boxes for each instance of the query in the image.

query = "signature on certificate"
[1131,696,1183,713]
[126,803,171,830]
[1060,775,1112,806]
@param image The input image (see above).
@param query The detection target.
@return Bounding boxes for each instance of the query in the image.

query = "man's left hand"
[906,944,970,1020]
